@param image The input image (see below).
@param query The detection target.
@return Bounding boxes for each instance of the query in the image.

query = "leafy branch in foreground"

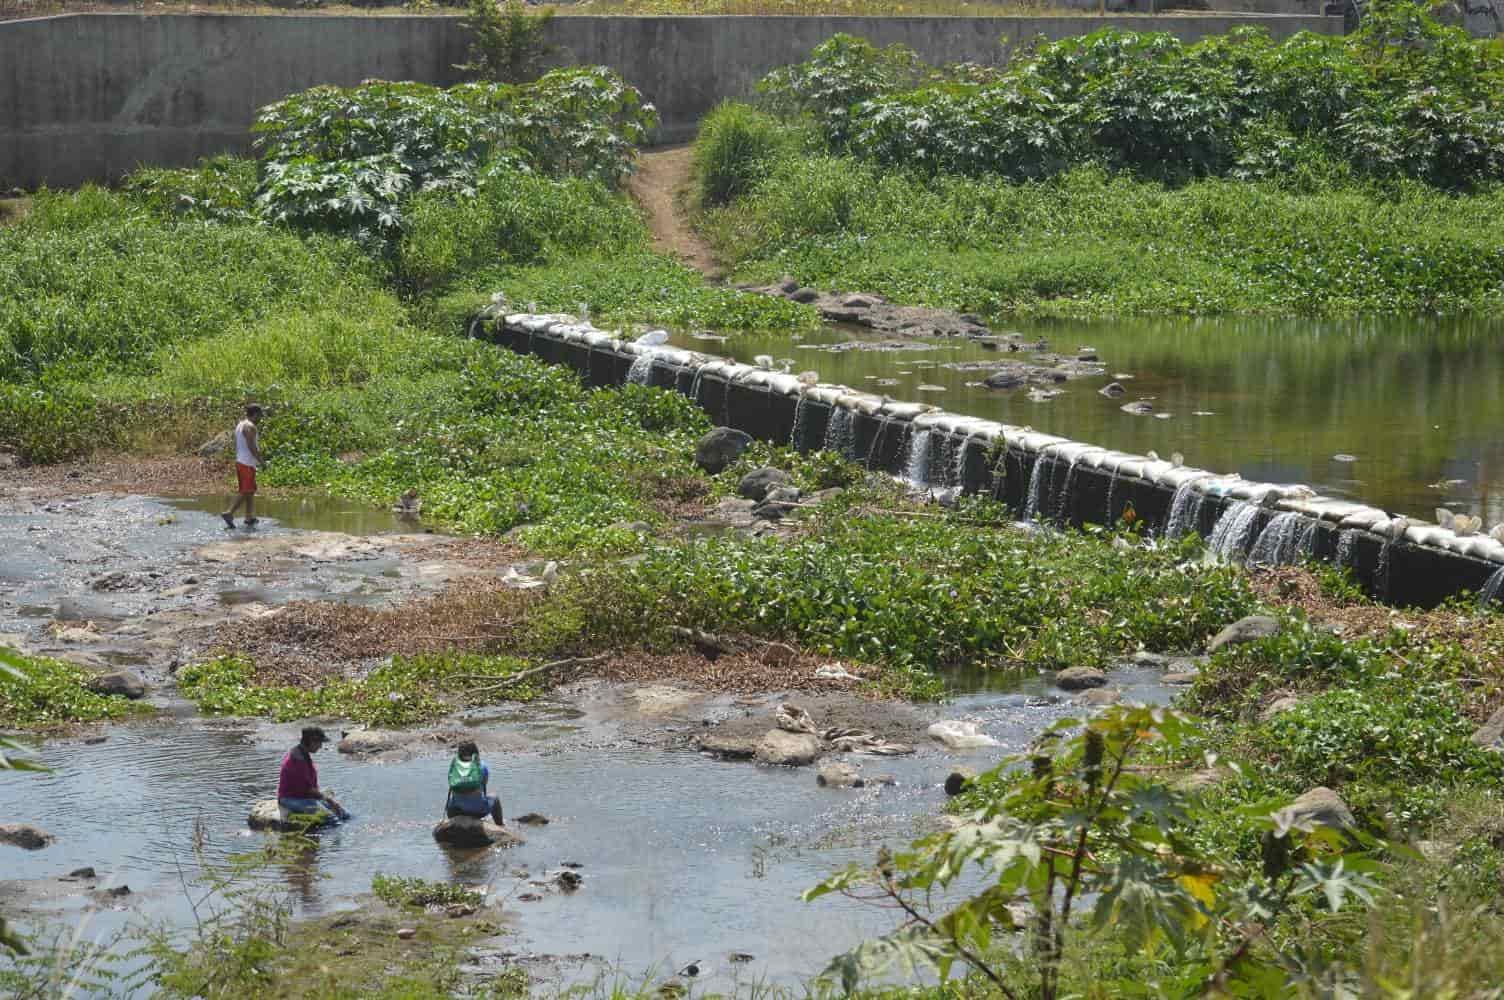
[806,705,1383,998]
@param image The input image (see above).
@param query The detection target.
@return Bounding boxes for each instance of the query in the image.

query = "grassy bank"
[693,7,1504,318]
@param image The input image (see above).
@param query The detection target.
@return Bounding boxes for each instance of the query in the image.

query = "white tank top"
[235,420,259,468]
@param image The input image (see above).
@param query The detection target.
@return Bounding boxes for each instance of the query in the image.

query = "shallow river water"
[1,666,1171,992]
[674,314,1504,525]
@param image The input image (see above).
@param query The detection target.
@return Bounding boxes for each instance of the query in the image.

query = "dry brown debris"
[0,454,241,501]
[595,648,877,695]
[211,579,540,681]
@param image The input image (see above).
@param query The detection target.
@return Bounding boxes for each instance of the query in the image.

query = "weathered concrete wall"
[482,310,1504,609]
[1,11,1342,188]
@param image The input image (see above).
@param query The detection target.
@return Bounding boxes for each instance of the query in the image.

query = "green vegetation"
[0,648,150,730]
[371,875,484,910]
[178,652,539,725]
[697,7,1504,317]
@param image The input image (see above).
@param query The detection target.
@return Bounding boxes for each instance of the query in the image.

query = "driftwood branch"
[455,653,609,693]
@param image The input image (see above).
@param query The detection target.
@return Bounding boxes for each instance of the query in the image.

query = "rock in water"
[738,467,792,502]
[944,767,977,796]
[247,799,334,832]
[1206,615,1282,653]
[753,486,802,520]
[86,670,146,699]
[337,729,404,755]
[816,762,865,788]
[1054,666,1107,690]
[513,813,550,826]
[696,731,761,759]
[754,730,821,766]
[694,428,753,475]
[432,817,523,848]
[0,823,56,850]
[927,721,1000,749]
[1276,787,1357,834]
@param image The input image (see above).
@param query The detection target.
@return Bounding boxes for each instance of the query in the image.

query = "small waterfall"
[905,429,933,486]
[690,369,706,407]
[1056,455,1080,524]
[865,418,890,471]
[824,406,854,459]
[1336,529,1359,569]
[1208,500,1263,561]
[1024,450,1054,520]
[1166,479,1208,540]
[937,436,959,488]
[789,395,810,451]
[626,353,654,386]
[1248,512,1305,566]
[952,437,970,490]
[1105,468,1121,526]
[1481,566,1504,608]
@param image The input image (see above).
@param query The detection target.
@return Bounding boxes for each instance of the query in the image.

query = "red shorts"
[235,463,258,495]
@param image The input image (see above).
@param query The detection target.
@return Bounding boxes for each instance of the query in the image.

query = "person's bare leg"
[221,494,244,527]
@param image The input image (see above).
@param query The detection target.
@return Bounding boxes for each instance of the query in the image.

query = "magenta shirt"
[277,746,318,799]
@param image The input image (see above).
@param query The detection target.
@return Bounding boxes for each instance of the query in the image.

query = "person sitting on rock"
[278,727,350,823]
[446,741,503,825]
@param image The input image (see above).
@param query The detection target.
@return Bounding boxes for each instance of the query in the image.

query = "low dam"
[480,310,1504,609]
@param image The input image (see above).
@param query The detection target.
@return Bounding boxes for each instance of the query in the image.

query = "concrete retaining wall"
[481,310,1504,608]
[1,11,1342,188]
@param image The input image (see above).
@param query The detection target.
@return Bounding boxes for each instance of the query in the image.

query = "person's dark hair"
[457,741,479,760]
[301,726,329,747]
[246,403,264,418]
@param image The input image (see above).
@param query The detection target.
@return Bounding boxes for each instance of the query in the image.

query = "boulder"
[0,823,55,850]
[1129,651,1170,667]
[1207,615,1282,653]
[432,816,523,849]
[196,429,234,459]
[247,799,333,832]
[1260,696,1303,722]
[738,467,793,502]
[1473,706,1504,749]
[1055,666,1107,691]
[944,767,977,796]
[927,720,1000,749]
[1277,786,1357,833]
[694,428,753,475]
[337,729,405,755]
[754,729,821,766]
[790,287,820,304]
[754,486,802,520]
[1120,401,1154,415]
[816,762,865,788]
[697,731,761,759]
[1076,687,1122,707]
[984,371,1025,390]
[86,670,146,699]
[1162,672,1198,686]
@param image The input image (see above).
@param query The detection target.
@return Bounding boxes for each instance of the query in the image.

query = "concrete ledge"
[481,311,1504,608]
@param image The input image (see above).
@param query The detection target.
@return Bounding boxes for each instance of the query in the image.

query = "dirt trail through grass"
[628,144,721,279]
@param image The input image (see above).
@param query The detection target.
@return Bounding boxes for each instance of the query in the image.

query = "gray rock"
[790,288,820,304]
[1129,651,1171,667]
[247,799,336,832]
[337,729,405,755]
[1076,687,1122,707]
[944,767,976,796]
[755,729,821,766]
[1277,786,1356,833]
[984,371,1026,390]
[1098,382,1126,398]
[1120,401,1154,415]
[694,428,753,475]
[1207,615,1282,653]
[697,731,760,759]
[738,467,793,502]
[1472,705,1504,749]
[1162,671,1198,686]
[63,867,96,880]
[754,486,802,520]
[1260,696,1303,722]
[196,429,234,459]
[841,294,875,309]
[0,823,55,850]
[816,762,864,788]
[777,275,799,294]
[432,817,523,849]
[86,670,146,699]
[1055,666,1108,691]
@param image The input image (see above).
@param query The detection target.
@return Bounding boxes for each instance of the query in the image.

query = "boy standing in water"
[221,403,263,529]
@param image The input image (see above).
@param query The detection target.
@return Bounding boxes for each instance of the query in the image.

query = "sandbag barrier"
[479,311,1504,608]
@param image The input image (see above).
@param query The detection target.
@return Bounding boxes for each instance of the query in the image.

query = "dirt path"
[627,145,721,279]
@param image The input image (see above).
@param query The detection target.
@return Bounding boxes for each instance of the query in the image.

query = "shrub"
[0,650,149,729]
[693,102,806,206]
